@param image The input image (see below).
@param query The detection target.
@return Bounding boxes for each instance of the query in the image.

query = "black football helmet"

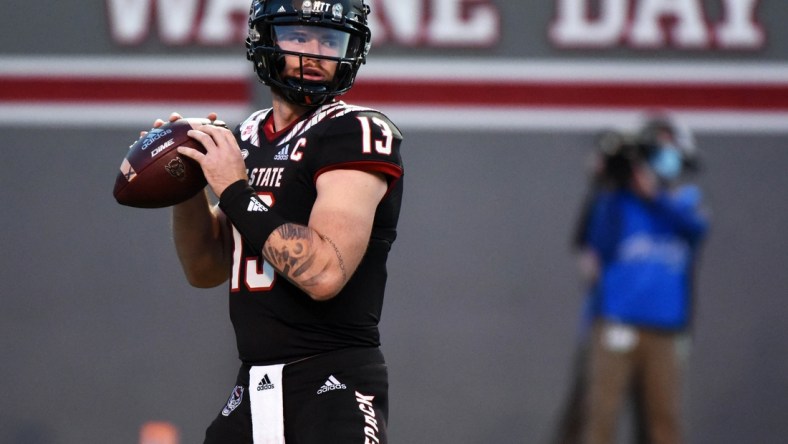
[246,0,372,107]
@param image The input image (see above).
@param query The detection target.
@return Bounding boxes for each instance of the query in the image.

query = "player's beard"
[274,56,340,108]
[283,56,337,84]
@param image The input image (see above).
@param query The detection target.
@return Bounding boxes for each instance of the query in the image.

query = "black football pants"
[204,347,388,444]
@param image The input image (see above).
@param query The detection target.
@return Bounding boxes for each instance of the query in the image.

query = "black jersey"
[227,101,404,364]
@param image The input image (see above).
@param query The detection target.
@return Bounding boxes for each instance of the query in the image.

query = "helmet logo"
[302,1,334,14]
[249,27,261,42]
[332,4,344,20]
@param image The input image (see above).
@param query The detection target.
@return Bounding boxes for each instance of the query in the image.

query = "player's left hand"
[180,120,248,198]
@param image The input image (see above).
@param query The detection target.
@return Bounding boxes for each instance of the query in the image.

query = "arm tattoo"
[264,223,319,283]
[263,224,346,287]
[320,234,347,283]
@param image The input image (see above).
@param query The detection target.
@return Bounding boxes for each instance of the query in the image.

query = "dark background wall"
[2,1,788,443]
[1,127,786,443]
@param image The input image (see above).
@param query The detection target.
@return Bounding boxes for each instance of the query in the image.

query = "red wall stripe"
[0,77,249,103]
[345,80,788,110]
[3,76,788,111]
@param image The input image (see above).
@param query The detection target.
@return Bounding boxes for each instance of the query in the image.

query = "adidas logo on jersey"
[274,144,289,161]
[247,197,268,213]
[317,375,347,395]
[257,374,275,391]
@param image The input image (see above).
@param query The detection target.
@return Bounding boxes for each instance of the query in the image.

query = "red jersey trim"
[314,161,403,196]
[262,112,303,142]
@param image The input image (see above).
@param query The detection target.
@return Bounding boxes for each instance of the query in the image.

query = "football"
[113,118,224,208]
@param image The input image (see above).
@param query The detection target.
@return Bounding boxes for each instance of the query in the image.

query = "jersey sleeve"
[305,110,404,185]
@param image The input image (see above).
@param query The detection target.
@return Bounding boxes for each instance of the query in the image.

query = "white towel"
[249,364,286,444]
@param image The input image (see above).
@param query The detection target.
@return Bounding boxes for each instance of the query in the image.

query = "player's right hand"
[139,112,184,138]
[139,112,220,138]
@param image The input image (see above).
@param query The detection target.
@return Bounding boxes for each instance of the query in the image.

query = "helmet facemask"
[246,0,371,107]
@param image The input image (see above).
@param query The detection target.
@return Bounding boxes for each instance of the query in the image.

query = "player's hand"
[180,122,248,198]
[138,112,184,139]
[139,112,221,139]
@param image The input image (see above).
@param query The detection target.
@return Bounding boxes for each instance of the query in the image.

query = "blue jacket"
[587,185,709,330]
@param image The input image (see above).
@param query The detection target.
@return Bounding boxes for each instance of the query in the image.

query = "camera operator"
[552,130,651,444]
[577,117,710,444]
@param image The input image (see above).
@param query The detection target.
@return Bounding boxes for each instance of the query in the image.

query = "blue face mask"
[651,146,682,181]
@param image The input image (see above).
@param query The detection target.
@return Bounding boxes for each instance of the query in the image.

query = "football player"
[152,1,403,442]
